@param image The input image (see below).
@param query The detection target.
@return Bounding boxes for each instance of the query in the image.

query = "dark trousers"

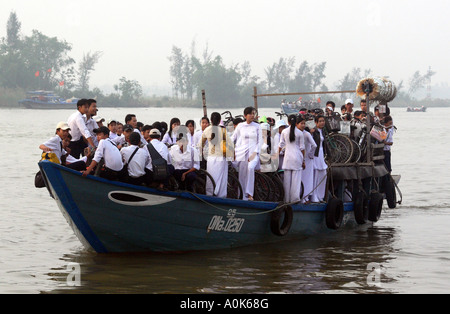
[68,138,87,159]
[384,151,392,173]
[173,169,197,191]
[65,161,87,172]
[126,169,154,186]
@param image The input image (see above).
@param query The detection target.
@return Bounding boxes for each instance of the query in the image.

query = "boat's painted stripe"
[42,162,108,253]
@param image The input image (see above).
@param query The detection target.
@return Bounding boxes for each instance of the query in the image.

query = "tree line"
[0,11,439,108]
[0,11,143,106]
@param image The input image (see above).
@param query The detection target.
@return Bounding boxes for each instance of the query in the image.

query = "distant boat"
[406,106,427,112]
[19,91,79,109]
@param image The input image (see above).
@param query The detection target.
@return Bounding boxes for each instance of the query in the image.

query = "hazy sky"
[1,0,449,93]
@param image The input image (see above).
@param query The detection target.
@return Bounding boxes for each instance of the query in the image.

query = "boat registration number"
[208,209,245,233]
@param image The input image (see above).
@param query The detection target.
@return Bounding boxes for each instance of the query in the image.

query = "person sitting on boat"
[148,128,175,189]
[67,99,96,159]
[39,122,87,172]
[107,119,119,140]
[231,107,263,201]
[170,129,200,192]
[82,126,124,181]
[141,124,152,144]
[279,115,306,204]
[311,115,329,203]
[112,124,134,149]
[162,118,181,147]
[125,114,148,146]
[201,112,233,198]
[121,132,152,186]
[345,99,354,116]
[63,133,90,170]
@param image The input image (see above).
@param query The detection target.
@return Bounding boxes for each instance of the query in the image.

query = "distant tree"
[168,46,184,99]
[265,57,295,93]
[5,11,21,52]
[114,77,143,102]
[408,69,436,96]
[78,51,103,92]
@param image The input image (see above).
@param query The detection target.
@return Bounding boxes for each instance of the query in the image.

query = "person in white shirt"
[85,100,100,146]
[279,115,305,204]
[125,114,148,146]
[311,115,329,203]
[121,132,152,186]
[272,119,288,171]
[201,112,233,198]
[82,126,124,181]
[383,115,394,173]
[298,118,317,204]
[162,117,181,147]
[107,119,119,140]
[67,99,96,158]
[147,129,175,189]
[231,107,263,201]
[193,117,210,169]
[169,132,200,192]
[185,120,196,147]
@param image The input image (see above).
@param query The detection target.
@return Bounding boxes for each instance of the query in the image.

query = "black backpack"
[147,143,169,181]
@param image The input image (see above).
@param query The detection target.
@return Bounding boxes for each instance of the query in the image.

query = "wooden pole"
[202,90,207,118]
[253,86,258,111]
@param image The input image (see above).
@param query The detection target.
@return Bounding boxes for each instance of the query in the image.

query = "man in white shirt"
[121,132,153,186]
[147,129,174,189]
[125,113,148,145]
[82,126,124,181]
[39,122,87,171]
[67,99,96,159]
[169,134,200,191]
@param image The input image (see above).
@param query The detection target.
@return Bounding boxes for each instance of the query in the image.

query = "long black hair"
[288,114,297,142]
[168,117,181,138]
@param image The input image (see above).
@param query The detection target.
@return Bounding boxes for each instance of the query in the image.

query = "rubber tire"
[385,177,397,209]
[326,198,344,230]
[271,205,293,236]
[368,192,383,222]
[354,191,369,225]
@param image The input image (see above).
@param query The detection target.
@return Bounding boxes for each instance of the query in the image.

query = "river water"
[0,106,449,294]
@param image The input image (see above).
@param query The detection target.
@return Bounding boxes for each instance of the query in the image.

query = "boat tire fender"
[354,191,369,225]
[385,177,397,209]
[369,192,383,222]
[326,197,344,230]
[271,205,293,237]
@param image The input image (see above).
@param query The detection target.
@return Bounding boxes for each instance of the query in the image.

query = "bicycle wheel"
[350,139,361,163]
[329,134,354,164]
[227,172,243,200]
[192,169,216,196]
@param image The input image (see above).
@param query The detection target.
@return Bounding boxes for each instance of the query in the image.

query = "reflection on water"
[43,224,399,294]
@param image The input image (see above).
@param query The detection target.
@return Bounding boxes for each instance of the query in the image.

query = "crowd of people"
[39,97,395,204]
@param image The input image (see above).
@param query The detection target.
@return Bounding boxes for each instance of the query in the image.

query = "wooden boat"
[19,91,79,109]
[38,159,392,253]
[406,106,427,112]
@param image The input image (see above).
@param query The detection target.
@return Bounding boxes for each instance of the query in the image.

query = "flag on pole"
[59,81,65,87]
[47,68,52,73]
[35,71,40,77]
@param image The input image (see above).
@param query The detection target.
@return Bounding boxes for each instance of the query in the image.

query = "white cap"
[107,118,117,125]
[56,121,70,130]
[345,99,354,105]
[94,116,105,123]
[260,123,270,131]
[274,120,288,130]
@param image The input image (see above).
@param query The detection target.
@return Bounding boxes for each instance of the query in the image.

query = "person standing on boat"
[272,120,288,171]
[170,130,200,192]
[201,112,233,198]
[279,115,305,204]
[85,99,99,147]
[311,115,329,203]
[193,116,210,169]
[231,107,262,201]
[298,117,317,204]
[82,126,124,181]
[185,120,196,147]
[162,118,181,147]
[67,99,96,159]
[382,115,394,173]
[148,128,175,189]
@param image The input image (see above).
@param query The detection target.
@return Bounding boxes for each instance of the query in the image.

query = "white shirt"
[162,132,177,146]
[314,129,328,170]
[279,126,305,171]
[85,117,99,146]
[42,135,66,163]
[67,111,92,142]
[303,130,317,160]
[231,121,262,162]
[93,138,123,171]
[384,127,394,151]
[134,129,148,146]
[121,145,151,178]
[149,139,171,165]
[194,129,209,160]
[169,145,200,171]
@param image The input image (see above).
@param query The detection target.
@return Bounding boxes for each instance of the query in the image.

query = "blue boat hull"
[39,161,360,253]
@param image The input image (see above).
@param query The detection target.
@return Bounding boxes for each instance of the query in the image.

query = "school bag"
[147,143,169,181]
